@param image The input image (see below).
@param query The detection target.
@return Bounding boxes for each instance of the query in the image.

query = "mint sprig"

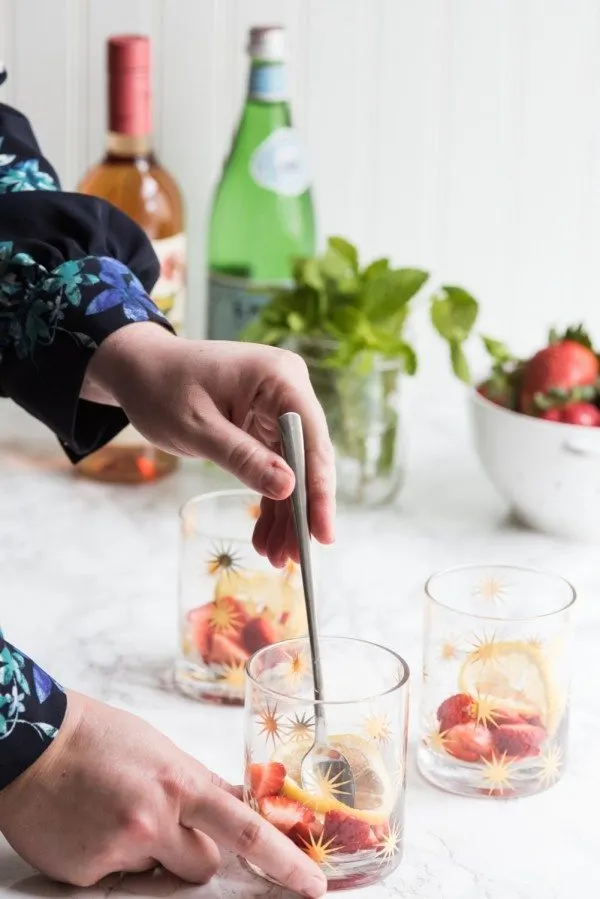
[242,236,479,379]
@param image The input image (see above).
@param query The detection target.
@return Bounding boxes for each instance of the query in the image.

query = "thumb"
[195,414,295,500]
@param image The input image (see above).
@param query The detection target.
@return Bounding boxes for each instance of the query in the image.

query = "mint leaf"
[431,286,479,342]
[366,269,428,322]
[449,339,471,383]
[327,236,359,272]
[482,335,515,364]
[362,258,389,281]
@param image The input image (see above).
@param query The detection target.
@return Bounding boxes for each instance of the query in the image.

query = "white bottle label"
[250,127,310,197]
[150,232,187,334]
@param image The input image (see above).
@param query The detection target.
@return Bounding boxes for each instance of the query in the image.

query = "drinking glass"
[175,489,307,704]
[417,564,575,798]
[244,637,409,890]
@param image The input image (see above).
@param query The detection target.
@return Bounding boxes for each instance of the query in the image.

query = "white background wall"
[1,0,600,396]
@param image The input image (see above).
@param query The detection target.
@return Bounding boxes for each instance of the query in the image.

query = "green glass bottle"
[207,25,316,341]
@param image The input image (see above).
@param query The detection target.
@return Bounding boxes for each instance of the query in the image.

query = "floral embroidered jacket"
[0,81,172,790]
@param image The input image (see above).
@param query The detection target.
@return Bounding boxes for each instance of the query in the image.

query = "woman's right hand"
[0,691,326,898]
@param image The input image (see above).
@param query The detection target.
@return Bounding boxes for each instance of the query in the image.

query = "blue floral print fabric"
[0,86,173,789]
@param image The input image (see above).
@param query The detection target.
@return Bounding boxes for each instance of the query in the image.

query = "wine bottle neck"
[106,132,153,158]
[247,60,288,104]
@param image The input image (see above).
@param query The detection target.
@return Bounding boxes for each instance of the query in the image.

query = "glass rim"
[245,635,410,706]
[179,487,256,520]
[424,563,577,622]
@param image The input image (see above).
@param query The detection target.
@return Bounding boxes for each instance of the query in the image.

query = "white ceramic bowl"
[470,388,600,541]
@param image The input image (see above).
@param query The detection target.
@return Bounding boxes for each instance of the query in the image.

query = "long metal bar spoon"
[279,412,356,808]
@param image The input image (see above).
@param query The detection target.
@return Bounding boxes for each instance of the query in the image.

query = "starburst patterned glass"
[244,637,409,891]
[175,489,310,704]
[418,564,575,799]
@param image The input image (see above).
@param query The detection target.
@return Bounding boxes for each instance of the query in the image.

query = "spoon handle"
[278,413,326,728]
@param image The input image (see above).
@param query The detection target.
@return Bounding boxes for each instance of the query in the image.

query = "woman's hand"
[0,691,326,897]
[83,324,336,567]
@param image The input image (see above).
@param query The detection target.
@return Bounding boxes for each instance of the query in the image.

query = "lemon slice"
[459,640,560,733]
[274,734,393,825]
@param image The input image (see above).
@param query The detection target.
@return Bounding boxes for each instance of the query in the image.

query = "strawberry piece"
[540,408,562,422]
[188,604,213,663]
[436,694,475,732]
[259,796,315,835]
[323,810,373,854]
[560,402,600,426]
[491,723,546,759]
[249,762,286,800]
[520,340,599,414]
[208,632,249,666]
[288,818,324,849]
[444,723,493,763]
[372,822,390,843]
[242,617,279,654]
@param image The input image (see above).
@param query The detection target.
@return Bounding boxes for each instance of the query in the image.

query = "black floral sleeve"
[0,72,174,790]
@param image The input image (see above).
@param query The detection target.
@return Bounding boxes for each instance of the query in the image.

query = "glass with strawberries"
[175,490,308,704]
[417,564,575,798]
[244,637,409,890]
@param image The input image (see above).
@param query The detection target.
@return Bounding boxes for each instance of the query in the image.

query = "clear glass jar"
[290,338,406,507]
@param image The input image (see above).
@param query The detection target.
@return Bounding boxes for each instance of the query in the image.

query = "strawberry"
[188,604,213,663]
[259,796,315,835]
[520,339,599,414]
[560,402,600,426]
[249,762,286,800]
[491,723,546,759]
[444,723,493,763]
[540,408,562,422]
[207,632,249,666]
[241,617,279,654]
[490,699,543,728]
[436,694,475,732]
[322,810,372,854]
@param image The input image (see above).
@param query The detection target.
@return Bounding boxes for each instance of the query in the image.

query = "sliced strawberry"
[288,818,324,849]
[491,723,546,759]
[560,402,600,426]
[490,699,543,728]
[259,796,315,835]
[444,723,493,763]
[212,595,250,633]
[241,617,279,654]
[207,632,250,666]
[249,762,286,800]
[187,604,213,663]
[436,694,475,732]
[372,822,390,844]
[323,810,372,854]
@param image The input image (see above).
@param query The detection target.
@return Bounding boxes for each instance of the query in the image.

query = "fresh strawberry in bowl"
[471,324,600,541]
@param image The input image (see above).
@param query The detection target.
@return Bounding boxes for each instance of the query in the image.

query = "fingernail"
[260,464,293,498]
[302,874,327,898]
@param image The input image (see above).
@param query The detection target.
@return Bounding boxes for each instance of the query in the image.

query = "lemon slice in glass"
[274,734,393,825]
[458,640,560,733]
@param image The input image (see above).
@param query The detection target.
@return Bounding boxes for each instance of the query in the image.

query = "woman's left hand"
[83,323,336,566]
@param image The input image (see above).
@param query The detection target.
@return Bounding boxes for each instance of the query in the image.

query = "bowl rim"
[470,384,600,436]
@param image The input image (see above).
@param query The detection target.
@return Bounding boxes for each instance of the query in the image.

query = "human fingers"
[252,496,275,557]
[155,826,221,884]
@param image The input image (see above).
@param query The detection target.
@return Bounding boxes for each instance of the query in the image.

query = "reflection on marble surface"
[0,397,599,896]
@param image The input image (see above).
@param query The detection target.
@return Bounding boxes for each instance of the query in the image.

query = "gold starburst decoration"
[304,763,354,802]
[256,701,284,747]
[536,743,563,787]
[424,727,448,754]
[215,659,246,692]
[283,649,310,686]
[473,577,508,603]
[468,631,502,664]
[525,635,544,651]
[376,821,403,864]
[472,694,501,728]
[440,639,461,662]
[480,752,516,795]
[206,544,242,576]
[209,596,244,633]
[284,710,315,743]
[362,711,393,745]
[298,830,338,869]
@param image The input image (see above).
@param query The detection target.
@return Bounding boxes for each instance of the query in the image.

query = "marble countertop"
[0,392,598,898]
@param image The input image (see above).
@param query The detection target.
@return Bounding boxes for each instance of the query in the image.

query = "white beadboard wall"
[1,0,600,393]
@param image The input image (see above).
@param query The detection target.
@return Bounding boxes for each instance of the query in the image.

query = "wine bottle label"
[150,233,187,334]
[250,127,310,197]
[249,62,287,102]
[208,272,286,341]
